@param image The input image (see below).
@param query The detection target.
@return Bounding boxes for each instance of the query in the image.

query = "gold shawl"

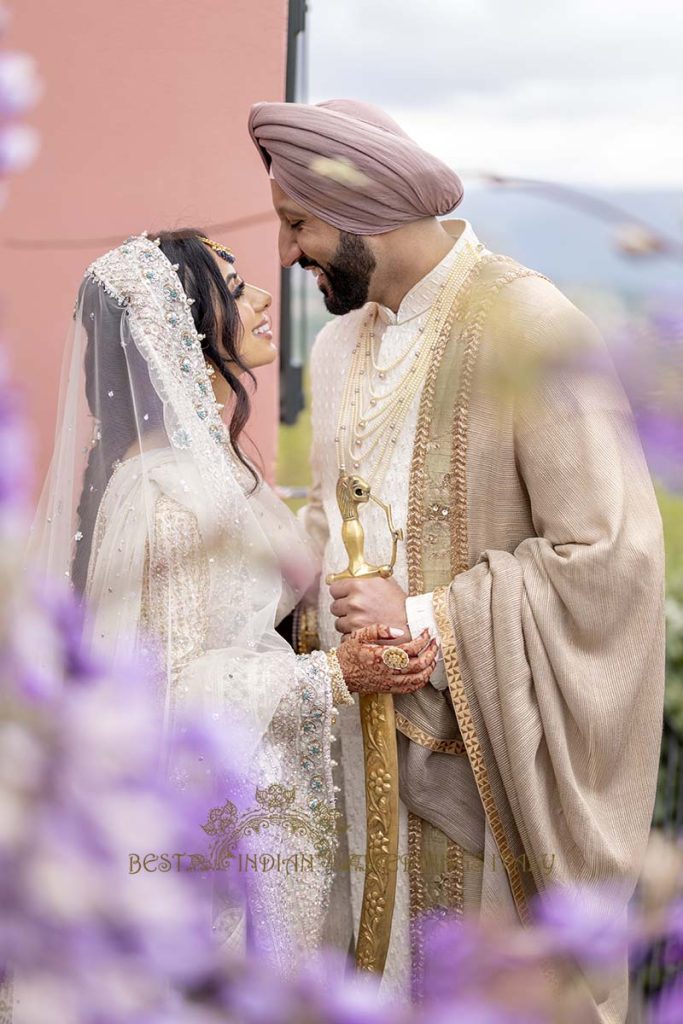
[396,255,665,1020]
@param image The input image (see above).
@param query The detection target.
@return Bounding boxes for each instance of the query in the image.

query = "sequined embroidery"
[140,495,210,689]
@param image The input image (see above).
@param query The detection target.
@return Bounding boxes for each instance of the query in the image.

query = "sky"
[307,0,683,188]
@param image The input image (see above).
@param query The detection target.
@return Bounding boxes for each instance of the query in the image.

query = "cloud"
[309,0,683,103]
[306,0,683,185]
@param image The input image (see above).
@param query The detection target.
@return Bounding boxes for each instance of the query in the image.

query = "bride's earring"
[205,360,224,411]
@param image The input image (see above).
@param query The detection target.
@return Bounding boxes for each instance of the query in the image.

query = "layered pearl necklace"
[334,239,482,490]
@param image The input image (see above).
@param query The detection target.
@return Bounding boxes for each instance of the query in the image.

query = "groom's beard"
[300,232,376,316]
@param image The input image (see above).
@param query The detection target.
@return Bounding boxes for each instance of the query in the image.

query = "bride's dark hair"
[155,228,259,491]
[72,228,260,593]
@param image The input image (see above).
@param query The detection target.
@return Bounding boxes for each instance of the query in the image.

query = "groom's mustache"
[298,256,325,273]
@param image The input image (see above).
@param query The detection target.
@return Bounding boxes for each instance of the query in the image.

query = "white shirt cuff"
[405,591,448,691]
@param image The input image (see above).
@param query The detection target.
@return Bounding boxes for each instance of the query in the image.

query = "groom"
[249,100,664,1018]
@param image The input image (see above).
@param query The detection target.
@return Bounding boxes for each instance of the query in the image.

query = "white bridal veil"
[28,234,337,966]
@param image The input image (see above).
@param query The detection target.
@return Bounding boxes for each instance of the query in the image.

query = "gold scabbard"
[326,469,402,973]
[355,691,400,972]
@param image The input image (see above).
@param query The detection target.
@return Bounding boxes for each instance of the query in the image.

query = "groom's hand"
[329,576,409,637]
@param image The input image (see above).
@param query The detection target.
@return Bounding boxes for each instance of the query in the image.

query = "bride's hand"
[336,625,438,695]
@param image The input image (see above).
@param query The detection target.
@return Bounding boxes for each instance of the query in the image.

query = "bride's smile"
[210,251,277,370]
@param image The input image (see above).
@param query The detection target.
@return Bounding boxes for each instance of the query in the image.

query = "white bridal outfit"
[29,234,340,970]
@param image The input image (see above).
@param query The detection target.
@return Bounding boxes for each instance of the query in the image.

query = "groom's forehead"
[270,181,307,218]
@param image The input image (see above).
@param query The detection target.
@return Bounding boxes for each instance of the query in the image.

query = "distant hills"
[291,187,683,357]
[458,185,683,302]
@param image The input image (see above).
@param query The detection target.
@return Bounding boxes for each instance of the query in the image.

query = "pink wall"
[1,0,287,488]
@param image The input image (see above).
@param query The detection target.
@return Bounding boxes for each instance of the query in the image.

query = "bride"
[30,229,437,970]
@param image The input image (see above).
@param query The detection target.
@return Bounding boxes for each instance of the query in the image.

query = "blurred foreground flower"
[0,354,29,523]
[608,305,683,493]
[0,122,38,176]
[0,369,245,1021]
[418,860,683,1024]
[0,580,238,1020]
[0,14,41,189]
[0,52,41,116]
[649,983,683,1024]
[0,348,682,1021]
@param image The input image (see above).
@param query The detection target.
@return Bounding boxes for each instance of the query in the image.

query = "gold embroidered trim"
[446,838,465,920]
[448,266,542,574]
[396,711,466,756]
[407,262,547,928]
[407,259,544,587]
[406,254,511,594]
[405,254,485,593]
[407,814,466,1001]
[407,810,427,999]
[433,585,531,925]
[439,267,540,923]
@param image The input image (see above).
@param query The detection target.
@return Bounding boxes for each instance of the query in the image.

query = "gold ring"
[381,646,410,672]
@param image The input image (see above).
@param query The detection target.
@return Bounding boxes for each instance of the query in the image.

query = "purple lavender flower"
[665,899,683,943]
[421,915,555,1021]
[0,52,41,115]
[222,960,302,1024]
[421,998,544,1024]
[0,556,249,1021]
[606,305,683,492]
[0,355,31,514]
[533,885,630,967]
[37,583,105,683]
[635,412,683,492]
[649,982,683,1024]
[296,950,399,1024]
[0,122,38,175]
[0,39,41,186]
[422,917,494,1000]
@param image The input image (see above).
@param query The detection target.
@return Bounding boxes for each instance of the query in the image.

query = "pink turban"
[248,99,463,235]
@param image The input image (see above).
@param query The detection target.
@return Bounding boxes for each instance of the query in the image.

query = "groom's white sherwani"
[303,221,486,994]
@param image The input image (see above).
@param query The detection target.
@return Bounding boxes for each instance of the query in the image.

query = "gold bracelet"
[326,648,355,707]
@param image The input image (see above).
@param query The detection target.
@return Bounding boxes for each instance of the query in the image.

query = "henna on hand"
[336,625,438,695]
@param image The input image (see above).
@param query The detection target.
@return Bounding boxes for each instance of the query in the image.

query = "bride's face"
[211,253,276,372]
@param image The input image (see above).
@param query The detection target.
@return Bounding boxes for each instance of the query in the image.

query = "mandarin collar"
[375,220,478,327]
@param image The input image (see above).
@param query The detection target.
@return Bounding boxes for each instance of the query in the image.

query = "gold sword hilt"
[325,472,403,584]
[368,493,404,579]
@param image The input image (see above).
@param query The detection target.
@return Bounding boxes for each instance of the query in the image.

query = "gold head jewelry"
[325,471,403,585]
[198,235,235,263]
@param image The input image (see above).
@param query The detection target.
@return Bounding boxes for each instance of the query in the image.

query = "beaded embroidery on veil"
[28,234,339,970]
